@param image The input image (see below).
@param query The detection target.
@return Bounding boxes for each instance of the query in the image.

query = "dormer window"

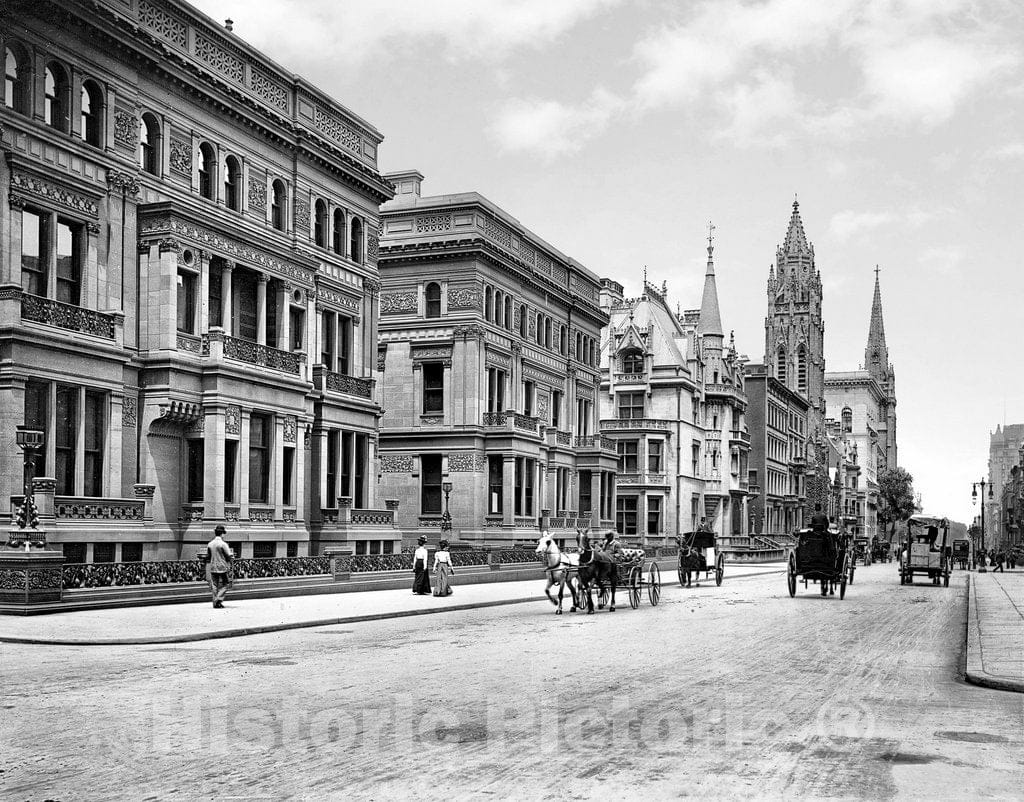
[621,350,643,374]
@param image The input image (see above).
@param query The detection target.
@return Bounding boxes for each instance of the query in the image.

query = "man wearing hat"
[412,535,431,595]
[204,525,234,608]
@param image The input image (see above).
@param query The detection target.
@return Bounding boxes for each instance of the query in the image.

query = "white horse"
[535,534,580,614]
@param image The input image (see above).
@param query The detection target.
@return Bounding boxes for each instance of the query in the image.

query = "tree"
[878,467,916,543]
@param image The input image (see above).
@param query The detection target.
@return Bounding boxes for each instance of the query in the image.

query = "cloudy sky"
[193,0,1023,524]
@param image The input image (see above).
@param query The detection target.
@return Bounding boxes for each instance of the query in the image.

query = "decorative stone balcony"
[574,434,617,453]
[20,291,118,340]
[730,429,751,445]
[600,418,673,431]
[482,411,539,434]
[203,330,302,374]
[313,365,374,399]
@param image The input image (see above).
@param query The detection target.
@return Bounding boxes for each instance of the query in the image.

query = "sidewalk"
[0,564,783,646]
[966,571,1024,693]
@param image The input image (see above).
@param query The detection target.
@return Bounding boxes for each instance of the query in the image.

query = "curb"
[0,566,784,647]
[964,573,1024,694]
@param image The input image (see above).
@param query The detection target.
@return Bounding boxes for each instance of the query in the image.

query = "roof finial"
[794,192,799,209]
[707,220,716,249]
[874,264,880,279]
[643,265,647,285]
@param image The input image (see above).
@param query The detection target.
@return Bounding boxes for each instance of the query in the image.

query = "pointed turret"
[781,197,810,256]
[698,223,723,339]
[865,266,889,385]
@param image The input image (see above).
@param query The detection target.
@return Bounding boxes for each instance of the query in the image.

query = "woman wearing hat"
[412,535,431,595]
[433,539,454,596]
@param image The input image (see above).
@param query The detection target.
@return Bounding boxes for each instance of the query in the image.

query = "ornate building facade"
[599,232,750,544]
[1,0,396,561]
[989,423,1024,549]
[376,172,616,546]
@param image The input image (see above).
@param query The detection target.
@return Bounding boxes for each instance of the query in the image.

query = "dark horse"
[575,528,617,613]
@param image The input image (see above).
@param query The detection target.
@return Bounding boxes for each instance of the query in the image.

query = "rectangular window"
[647,497,662,535]
[122,543,143,562]
[186,439,204,501]
[579,469,592,513]
[253,542,276,559]
[691,442,700,475]
[176,270,197,333]
[341,430,353,501]
[617,392,644,420]
[265,281,278,345]
[523,381,534,416]
[691,495,700,530]
[83,391,104,497]
[282,446,294,506]
[421,454,442,515]
[289,308,304,351]
[55,385,77,495]
[524,458,534,516]
[423,363,444,413]
[382,540,394,555]
[338,316,352,375]
[321,311,336,370]
[63,543,87,563]
[55,219,81,305]
[355,434,367,508]
[224,439,238,504]
[286,541,299,558]
[617,440,638,473]
[515,457,524,516]
[487,368,505,413]
[24,380,48,479]
[326,430,338,506]
[94,543,115,563]
[248,414,270,504]
[616,496,638,535]
[236,271,257,341]
[551,390,561,429]
[648,440,663,473]
[21,209,46,296]
[488,455,503,514]
[209,264,223,328]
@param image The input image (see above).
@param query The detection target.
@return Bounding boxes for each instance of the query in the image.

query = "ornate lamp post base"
[0,543,65,609]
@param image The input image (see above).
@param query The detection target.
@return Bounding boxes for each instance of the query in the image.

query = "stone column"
[158,240,178,350]
[317,428,329,514]
[203,407,226,520]
[220,262,233,337]
[278,283,291,351]
[198,250,210,335]
[503,455,516,527]
[256,273,268,345]
[590,471,602,528]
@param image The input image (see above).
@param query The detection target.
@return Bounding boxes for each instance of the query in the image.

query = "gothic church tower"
[765,199,826,437]
[865,270,897,470]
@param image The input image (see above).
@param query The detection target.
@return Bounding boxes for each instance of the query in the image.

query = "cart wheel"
[840,555,849,600]
[715,553,724,587]
[598,584,609,609]
[648,562,661,606]
[628,565,641,609]
[787,555,797,597]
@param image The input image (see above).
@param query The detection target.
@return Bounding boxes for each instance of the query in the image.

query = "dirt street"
[2,563,1022,800]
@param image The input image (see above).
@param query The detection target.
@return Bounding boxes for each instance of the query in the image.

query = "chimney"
[382,170,424,199]
[600,278,623,310]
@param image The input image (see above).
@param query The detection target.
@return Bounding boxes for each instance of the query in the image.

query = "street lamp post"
[10,426,45,549]
[972,478,993,572]
[440,480,453,540]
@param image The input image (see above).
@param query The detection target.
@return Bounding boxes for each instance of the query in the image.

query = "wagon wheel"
[648,562,661,606]
[598,583,609,609]
[787,555,797,597]
[839,554,849,600]
[628,565,641,609]
[715,552,724,587]
[848,564,855,585]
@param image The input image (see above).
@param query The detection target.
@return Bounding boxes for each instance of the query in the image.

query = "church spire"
[698,221,723,338]
[865,266,889,384]
[781,196,810,256]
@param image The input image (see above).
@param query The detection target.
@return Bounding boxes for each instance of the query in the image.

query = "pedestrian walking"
[432,539,454,596]
[204,525,234,608]
[412,535,431,595]
[994,550,1005,573]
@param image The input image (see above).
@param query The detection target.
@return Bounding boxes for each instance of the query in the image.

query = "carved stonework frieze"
[122,397,137,428]
[225,405,241,435]
[294,197,311,232]
[377,345,387,372]
[380,292,417,314]
[380,455,414,473]
[283,415,297,443]
[411,346,453,363]
[8,193,25,210]
[11,172,99,217]
[415,213,452,233]
[576,382,594,400]
[364,277,381,295]
[448,452,486,472]
[113,110,138,150]
[248,176,267,210]
[107,170,140,197]
[169,138,192,175]
[367,235,378,261]
[447,287,481,311]
[453,324,486,340]
[485,349,511,369]
[159,237,182,254]
[315,286,361,315]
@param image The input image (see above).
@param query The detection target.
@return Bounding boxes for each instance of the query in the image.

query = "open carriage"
[787,528,850,599]
[677,528,724,587]
[595,548,661,609]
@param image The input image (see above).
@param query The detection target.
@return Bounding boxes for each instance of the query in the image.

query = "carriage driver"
[601,531,625,562]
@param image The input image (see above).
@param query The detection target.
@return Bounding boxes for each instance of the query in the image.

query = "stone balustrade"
[20,292,117,340]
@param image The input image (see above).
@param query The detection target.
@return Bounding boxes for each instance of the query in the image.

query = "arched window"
[139,113,160,175]
[588,338,595,366]
[224,156,241,211]
[576,332,582,361]
[80,80,103,146]
[44,62,70,132]
[350,217,363,262]
[485,286,493,321]
[494,291,503,327]
[622,350,643,373]
[314,199,328,247]
[559,325,567,355]
[4,47,29,115]
[536,313,543,344]
[198,142,216,200]
[776,347,787,384]
[544,317,552,349]
[271,180,287,230]
[519,305,527,338]
[842,407,853,433]
[333,209,345,254]
[504,296,512,331]
[425,282,441,318]
[796,345,808,394]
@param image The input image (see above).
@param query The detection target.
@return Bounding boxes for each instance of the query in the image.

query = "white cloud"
[190,0,621,67]
[918,245,963,276]
[829,210,899,241]
[489,89,624,159]
[719,71,800,148]
[986,141,1024,160]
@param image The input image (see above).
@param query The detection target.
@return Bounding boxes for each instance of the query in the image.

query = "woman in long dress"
[412,536,431,595]
[433,540,454,596]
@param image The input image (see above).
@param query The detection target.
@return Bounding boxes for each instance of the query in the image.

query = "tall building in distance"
[863,269,897,471]
[988,423,1024,549]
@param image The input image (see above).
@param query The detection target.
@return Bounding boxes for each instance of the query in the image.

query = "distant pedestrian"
[204,525,234,609]
[433,539,454,596]
[412,536,431,595]
[994,550,1005,573]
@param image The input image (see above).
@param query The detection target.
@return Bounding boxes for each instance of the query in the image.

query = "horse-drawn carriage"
[677,527,724,588]
[870,538,891,564]
[787,527,850,599]
[536,530,661,613]
[899,514,951,587]
[852,536,871,566]
[951,539,971,570]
